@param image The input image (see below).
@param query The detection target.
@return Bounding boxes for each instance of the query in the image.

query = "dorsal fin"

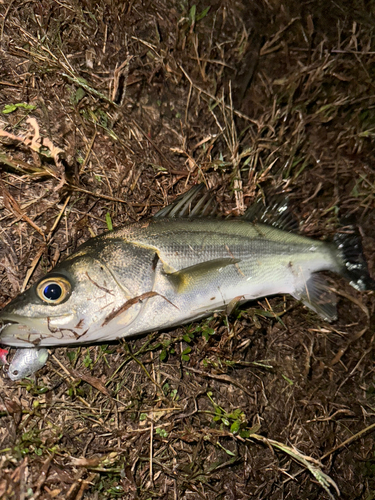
[243,194,299,232]
[153,184,218,219]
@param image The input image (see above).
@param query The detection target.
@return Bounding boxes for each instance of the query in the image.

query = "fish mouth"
[0,313,79,347]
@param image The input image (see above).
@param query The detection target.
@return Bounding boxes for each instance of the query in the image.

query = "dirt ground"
[0,0,375,498]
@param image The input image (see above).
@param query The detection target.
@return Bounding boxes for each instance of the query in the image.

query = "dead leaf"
[0,398,22,415]
[70,456,102,467]
[25,117,42,152]
[70,368,111,397]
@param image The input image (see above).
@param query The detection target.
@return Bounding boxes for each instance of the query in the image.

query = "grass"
[0,0,375,499]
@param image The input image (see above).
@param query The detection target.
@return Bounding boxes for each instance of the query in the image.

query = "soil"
[0,1,375,499]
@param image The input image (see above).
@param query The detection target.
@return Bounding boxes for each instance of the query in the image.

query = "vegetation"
[0,0,375,498]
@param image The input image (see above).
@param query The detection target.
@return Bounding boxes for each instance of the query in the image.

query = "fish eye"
[44,283,62,301]
[36,276,71,305]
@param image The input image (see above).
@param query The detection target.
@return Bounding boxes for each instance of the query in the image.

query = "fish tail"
[334,225,375,291]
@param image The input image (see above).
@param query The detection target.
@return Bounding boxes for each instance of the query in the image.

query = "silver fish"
[0,185,373,351]
[7,348,49,380]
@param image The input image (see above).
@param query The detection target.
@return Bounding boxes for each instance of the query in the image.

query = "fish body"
[0,186,373,350]
[7,348,48,380]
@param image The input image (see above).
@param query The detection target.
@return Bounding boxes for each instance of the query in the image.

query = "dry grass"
[0,0,375,498]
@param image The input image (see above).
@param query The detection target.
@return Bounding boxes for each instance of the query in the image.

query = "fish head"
[0,253,130,347]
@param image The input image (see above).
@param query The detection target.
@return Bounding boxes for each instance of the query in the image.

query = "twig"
[79,130,97,176]
[131,119,176,172]
[179,65,260,126]
[321,422,375,461]
[0,0,16,41]
[21,245,46,292]
[186,366,254,398]
[46,195,71,243]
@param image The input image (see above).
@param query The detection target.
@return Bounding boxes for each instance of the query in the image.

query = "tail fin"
[334,225,375,291]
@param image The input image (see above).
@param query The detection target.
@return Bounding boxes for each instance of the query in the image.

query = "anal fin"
[293,274,337,321]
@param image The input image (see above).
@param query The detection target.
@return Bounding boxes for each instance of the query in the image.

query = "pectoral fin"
[165,258,240,293]
[293,274,337,321]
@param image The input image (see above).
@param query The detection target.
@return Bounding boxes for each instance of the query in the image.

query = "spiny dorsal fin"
[153,184,218,219]
[243,194,299,232]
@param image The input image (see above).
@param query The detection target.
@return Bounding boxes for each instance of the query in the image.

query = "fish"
[0,184,373,356]
[7,348,49,380]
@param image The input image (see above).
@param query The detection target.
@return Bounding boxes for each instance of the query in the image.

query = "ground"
[0,0,375,499]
